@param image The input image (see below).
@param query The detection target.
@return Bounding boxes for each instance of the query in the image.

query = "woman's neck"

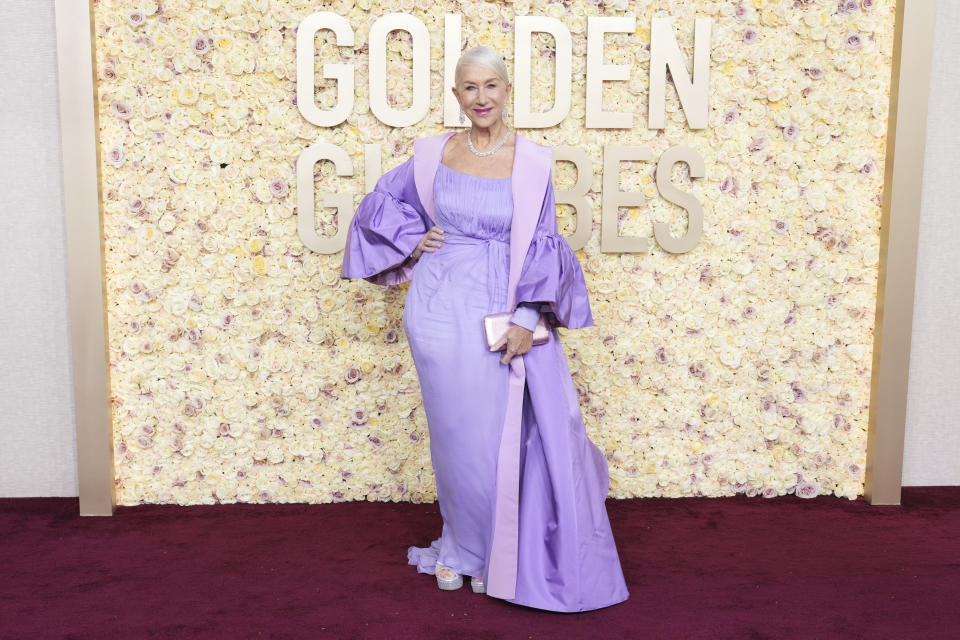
[469,122,510,149]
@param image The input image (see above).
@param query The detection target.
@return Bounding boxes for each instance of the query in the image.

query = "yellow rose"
[252,256,267,275]
[177,86,199,105]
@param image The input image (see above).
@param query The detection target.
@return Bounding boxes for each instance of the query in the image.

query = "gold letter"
[654,145,704,253]
[296,142,353,253]
[296,12,354,127]
[553,146,593,252]
[649,17,712,129]
[586,16,635,129]
[515,17,572,128]
[369,14,430,127]
[601,145,651,253]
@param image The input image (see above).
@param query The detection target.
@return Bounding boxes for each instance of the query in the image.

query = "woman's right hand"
[412,226,444,259]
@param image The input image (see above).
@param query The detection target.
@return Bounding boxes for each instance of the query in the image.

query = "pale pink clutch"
[483,310,551,351]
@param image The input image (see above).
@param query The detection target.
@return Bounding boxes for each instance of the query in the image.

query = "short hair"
[454,46,510,88]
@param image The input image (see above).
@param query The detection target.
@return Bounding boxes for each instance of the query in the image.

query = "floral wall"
[93,0,894,504]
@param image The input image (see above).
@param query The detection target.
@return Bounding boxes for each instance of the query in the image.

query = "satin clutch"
[483,310,551,351]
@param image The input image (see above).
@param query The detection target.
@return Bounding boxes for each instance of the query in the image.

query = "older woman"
[341,46,628,613]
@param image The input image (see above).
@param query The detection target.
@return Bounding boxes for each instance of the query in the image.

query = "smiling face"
[452,64,511,127]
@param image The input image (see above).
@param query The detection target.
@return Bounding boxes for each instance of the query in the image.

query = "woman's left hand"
[493,324,534,365]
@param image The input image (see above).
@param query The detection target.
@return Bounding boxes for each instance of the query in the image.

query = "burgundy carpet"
[1,487,958,639]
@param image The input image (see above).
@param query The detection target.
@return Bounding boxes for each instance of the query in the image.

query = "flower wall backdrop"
[93,0,894,505]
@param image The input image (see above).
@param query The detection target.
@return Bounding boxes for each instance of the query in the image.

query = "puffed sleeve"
[511,167,594,330]
[340,156,429,286]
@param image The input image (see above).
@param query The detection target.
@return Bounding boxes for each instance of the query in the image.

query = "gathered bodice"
[406,162,514,315]
[433,163,513,243]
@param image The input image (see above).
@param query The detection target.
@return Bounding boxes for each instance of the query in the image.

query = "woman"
[340,46,629,613]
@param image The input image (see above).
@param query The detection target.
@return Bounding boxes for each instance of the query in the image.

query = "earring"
[502,105,508,122]
[459,105,465,125]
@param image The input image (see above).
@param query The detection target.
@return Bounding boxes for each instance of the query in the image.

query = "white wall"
[0,0,77,496]
[0,1,954,497]
[901,0,960,486]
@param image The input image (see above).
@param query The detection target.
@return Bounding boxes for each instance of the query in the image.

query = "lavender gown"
[341,148,629,613]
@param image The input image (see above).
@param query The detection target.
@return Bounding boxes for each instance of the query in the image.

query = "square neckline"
[438,162,511,181]
[438,131,516,180]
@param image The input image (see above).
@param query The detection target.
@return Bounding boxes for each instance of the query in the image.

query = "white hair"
[454,45,510,88]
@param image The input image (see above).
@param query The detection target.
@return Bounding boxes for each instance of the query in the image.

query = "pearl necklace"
[467,127,511,157]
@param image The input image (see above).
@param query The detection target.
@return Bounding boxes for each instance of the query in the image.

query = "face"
[452,64,511,126]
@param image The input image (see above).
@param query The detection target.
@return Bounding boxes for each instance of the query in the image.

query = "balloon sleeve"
[511,168,594,330]
[340,156,429,286]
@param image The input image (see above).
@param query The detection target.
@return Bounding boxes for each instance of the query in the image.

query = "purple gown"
[341,141,629,613]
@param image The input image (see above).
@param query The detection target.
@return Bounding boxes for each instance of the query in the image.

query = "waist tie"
[437,228,509,313]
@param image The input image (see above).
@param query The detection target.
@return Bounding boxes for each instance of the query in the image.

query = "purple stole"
[412,131,552,599]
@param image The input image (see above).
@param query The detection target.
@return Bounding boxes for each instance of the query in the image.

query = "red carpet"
[1,487,957,639]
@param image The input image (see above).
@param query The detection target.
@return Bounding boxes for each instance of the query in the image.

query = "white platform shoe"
[435,562,487,593]
[435,562,463,590]
[470,576,486,593]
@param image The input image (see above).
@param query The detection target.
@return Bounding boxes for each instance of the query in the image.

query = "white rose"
[168,164,190,184]
[805,188,826,211]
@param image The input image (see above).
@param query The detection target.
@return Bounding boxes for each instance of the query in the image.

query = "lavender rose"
[192,35,214,55]
[795,480,820,499]
[845,33,863,50]
[106,145,126,167]
[110,101,133,119]
[127,10,146,27]
[268,179,289,198]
